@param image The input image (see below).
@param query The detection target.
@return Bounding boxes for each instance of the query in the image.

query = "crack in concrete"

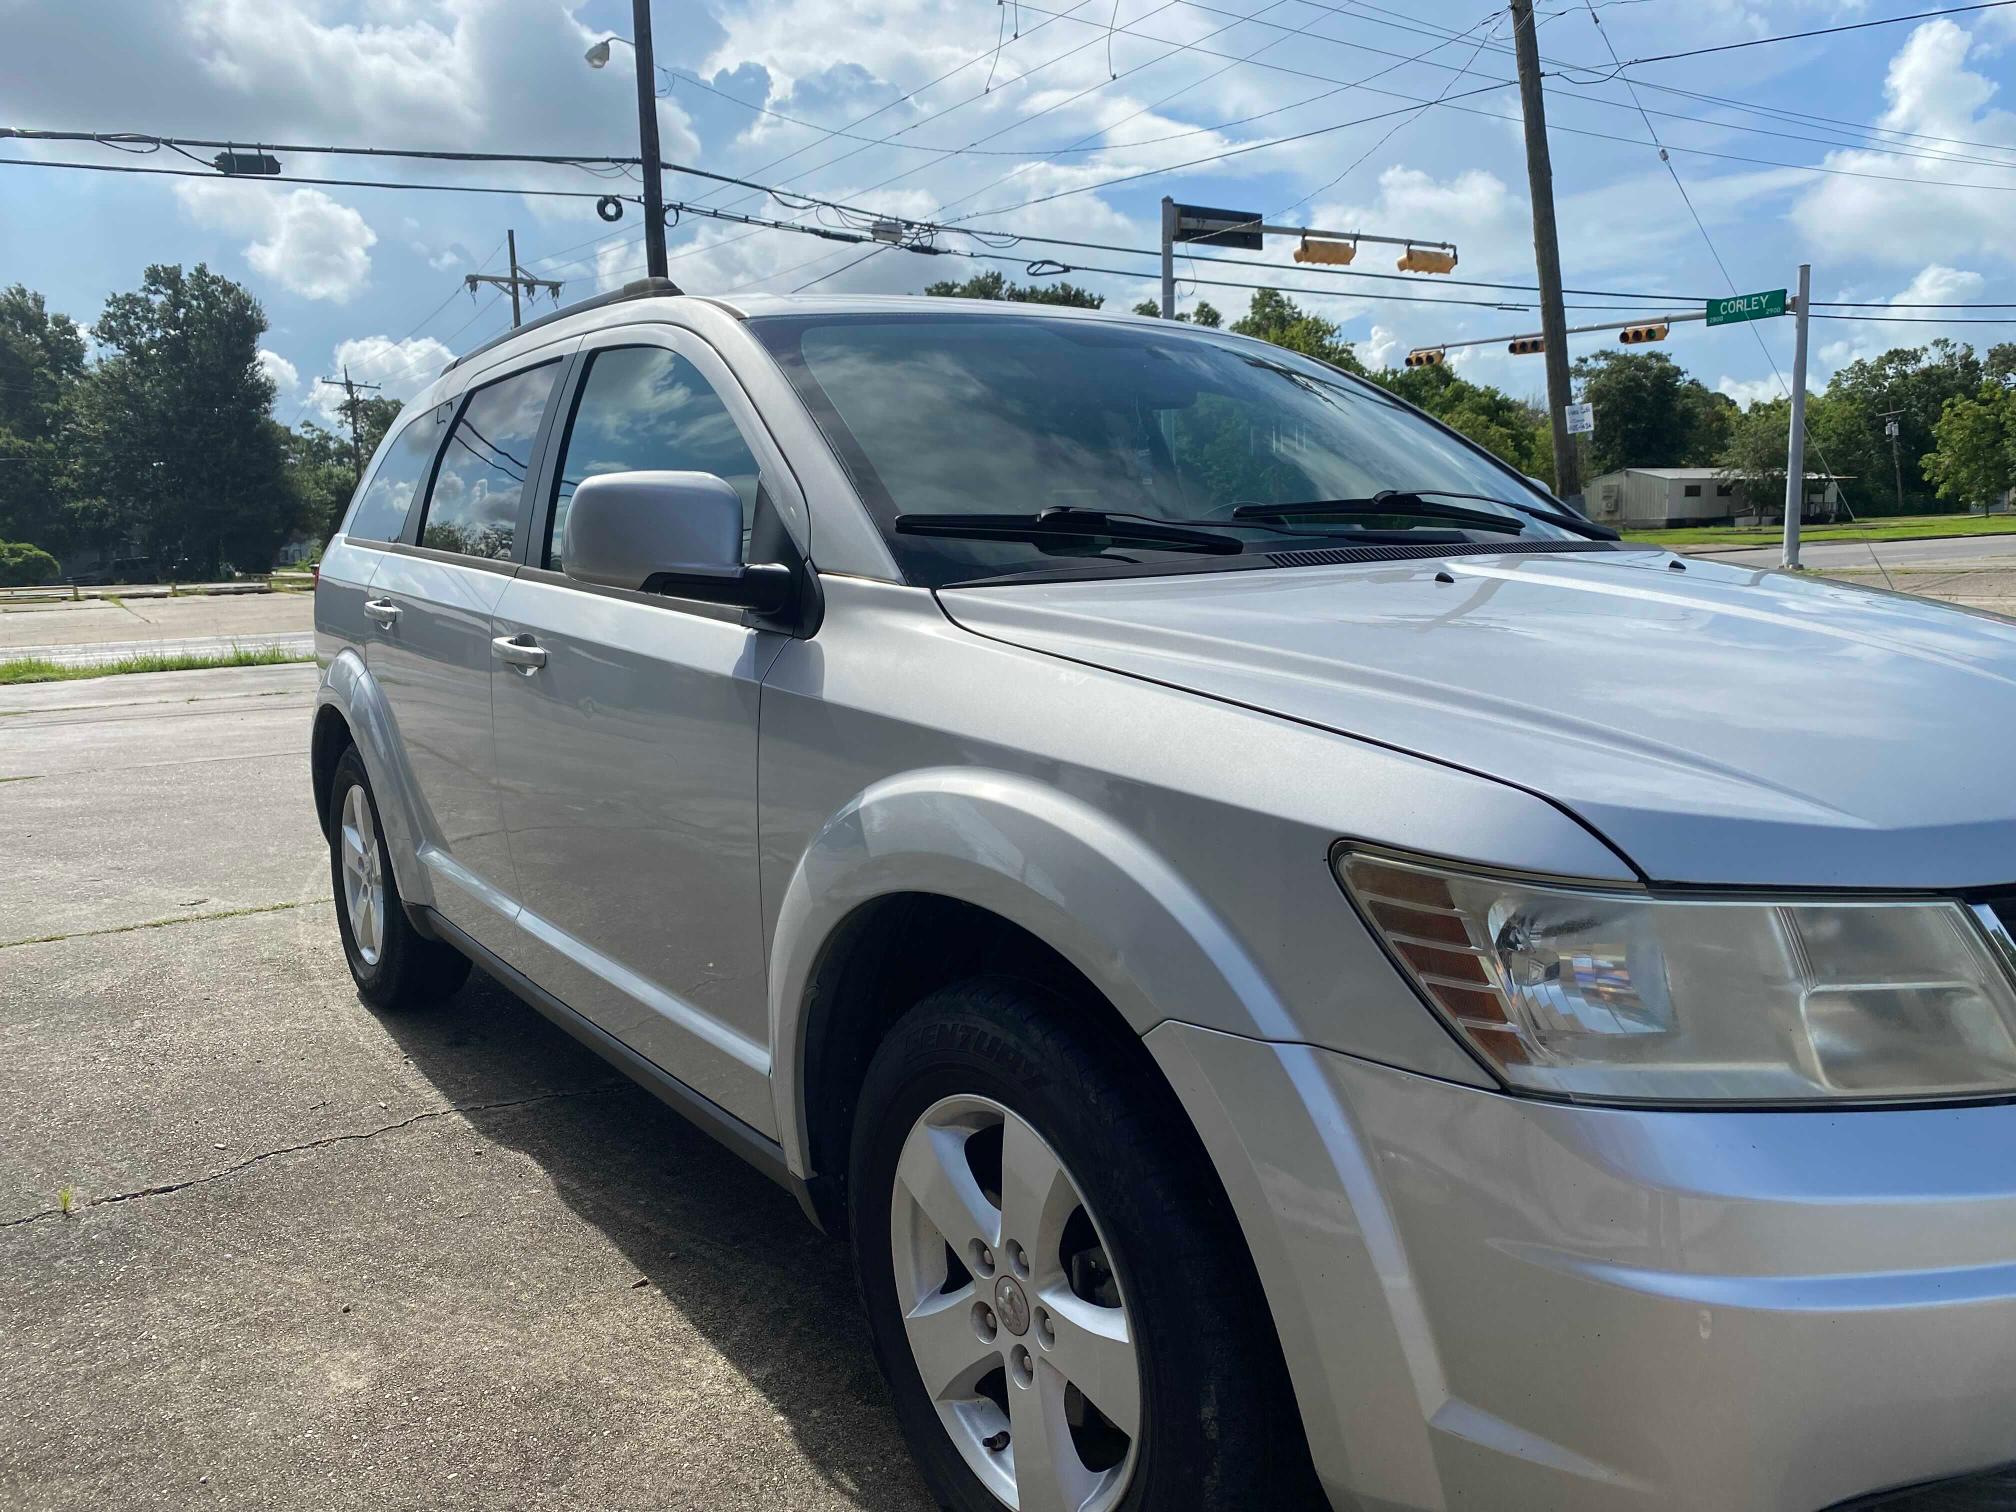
[0,1082,631,1230]
[0,898,326,951]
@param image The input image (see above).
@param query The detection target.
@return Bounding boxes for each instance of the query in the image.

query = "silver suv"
[312,285,2016,1512]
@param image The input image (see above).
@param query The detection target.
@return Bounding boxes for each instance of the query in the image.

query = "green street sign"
[1706,288,1787,326]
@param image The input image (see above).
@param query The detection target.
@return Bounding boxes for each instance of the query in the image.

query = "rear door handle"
[492,634,547,671]
[362,598,400,625]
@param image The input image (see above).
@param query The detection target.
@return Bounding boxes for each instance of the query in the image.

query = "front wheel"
[850,979,1320,1512]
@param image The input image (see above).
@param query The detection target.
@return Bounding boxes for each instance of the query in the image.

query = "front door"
[489,335,785,1134]
[366,359,563,956]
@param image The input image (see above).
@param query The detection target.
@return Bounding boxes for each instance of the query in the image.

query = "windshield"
[751,310,1580,586]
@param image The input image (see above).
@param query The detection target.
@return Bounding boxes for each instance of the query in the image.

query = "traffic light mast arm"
[1416,307,1710,357]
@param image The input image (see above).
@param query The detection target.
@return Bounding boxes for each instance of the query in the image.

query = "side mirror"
[562,470,792,613]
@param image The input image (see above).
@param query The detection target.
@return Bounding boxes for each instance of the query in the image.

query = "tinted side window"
[345,410,438,543]
[421,363,559,561]
[547,346,760,572]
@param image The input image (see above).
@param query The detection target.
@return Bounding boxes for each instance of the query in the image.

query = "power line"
[0,128,642,170]
[975,0,2016,199]
[19,132,2015,315]
[1603,0,2016,72]
[0,156,626,200]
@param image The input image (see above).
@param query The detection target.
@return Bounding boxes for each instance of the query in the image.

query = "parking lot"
[0,663,929,1510]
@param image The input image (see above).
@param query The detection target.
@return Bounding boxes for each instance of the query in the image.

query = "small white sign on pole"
[1565,402,1595,435]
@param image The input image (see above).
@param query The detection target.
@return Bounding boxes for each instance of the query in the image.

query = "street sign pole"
[1781,263,1811,570]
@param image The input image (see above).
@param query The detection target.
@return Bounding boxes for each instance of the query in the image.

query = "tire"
[850,977,1322,1512]
[327,744,470,1011]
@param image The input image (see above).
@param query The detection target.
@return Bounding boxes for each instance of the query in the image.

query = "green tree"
[0,540,60,586]
[1571,350,1734,475]
[1824,340,1987,514]
[281,419,362,541]
[1372,362,1553,483]
[1228,288,1363,371]
[0,284,88,552]
[70,264,295,576]
[1130,299,1223,327]
[923,270,1104,307]
[1923,381,2016,509]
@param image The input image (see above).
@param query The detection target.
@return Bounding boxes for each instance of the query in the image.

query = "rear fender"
[316,648,435,909]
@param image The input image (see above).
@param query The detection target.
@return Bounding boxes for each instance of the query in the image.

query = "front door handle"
[492,634,547,671]
[362,598,400,625]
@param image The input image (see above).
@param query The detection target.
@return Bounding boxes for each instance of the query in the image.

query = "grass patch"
[0,646,312,685]
[1625,515,2016,549]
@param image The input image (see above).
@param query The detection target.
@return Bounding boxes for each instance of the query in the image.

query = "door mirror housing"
[561,470,792,613]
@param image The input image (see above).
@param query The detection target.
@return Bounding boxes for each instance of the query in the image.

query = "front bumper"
[1149,1022,2016,1512]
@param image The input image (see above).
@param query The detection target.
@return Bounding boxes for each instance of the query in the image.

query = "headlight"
[1336,850,2016,1103]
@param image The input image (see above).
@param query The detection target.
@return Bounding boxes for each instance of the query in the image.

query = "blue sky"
[2,0,2012,428]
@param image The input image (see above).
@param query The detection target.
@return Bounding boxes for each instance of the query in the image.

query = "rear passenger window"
[345,410,440,543]
[421,363,560,561]
[547,347,760,573]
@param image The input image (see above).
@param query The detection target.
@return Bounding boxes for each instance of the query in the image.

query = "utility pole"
[317,366,382,481]
[1781,262,1812,568]
[1878,405,1907,515]
[632,0,668,279]
[464,229,563,328]
[1509,0,1579,505]
[1160,197,1177,319]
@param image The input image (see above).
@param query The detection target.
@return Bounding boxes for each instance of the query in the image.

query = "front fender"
[769,766,1314,1177]
[317,648,434,909]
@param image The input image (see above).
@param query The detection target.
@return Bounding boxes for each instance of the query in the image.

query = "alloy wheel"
[338,783,385,967]
[890,1094,1140,1512]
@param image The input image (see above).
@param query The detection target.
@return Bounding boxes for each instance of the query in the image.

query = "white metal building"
[1583,467,1848,529]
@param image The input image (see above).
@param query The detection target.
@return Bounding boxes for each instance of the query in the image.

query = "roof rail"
[442,276,684,373]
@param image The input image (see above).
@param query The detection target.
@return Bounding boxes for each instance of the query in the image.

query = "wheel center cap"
[993,1274,1031,1337]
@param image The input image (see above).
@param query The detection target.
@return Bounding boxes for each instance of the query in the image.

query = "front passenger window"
[421,362,559,561]
[547,346,760,573]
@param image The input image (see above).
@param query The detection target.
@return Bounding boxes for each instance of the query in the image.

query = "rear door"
[488,329,791,1133]
[364,357,566,956]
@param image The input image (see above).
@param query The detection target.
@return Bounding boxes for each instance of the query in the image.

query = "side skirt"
[415,905,815,1219]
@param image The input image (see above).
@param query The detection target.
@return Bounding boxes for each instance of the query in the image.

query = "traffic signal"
[1618,322,1669,345]
[1507,335,1545,355]
[1397,245,1458,275]
[1405,348,1447,368]
[1294,238,1356,266]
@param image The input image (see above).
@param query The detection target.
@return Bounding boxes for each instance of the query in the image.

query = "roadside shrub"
[0,541,60,587]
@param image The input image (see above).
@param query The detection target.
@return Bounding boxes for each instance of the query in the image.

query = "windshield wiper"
[1397,488,1619,540]
[1231,492,1527,534]
[895,507,1244,556]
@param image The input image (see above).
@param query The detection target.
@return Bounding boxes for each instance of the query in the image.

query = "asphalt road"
[1691,532,2016,570]
[0,663,929,1510]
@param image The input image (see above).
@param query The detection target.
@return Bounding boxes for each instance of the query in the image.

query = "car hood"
[939,549,2016,888]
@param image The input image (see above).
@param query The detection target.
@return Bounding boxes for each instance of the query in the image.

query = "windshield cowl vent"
[1265,539,1630,569]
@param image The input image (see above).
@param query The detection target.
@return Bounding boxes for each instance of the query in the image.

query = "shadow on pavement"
[369,968,933,1512]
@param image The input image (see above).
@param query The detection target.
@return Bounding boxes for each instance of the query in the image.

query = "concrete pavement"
[0,663,929,1511]
[1,592,314,667]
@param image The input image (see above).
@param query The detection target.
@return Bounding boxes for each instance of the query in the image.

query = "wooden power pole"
[317,366,382,480]
[1509,0,1580,504]
[464,230,563,328]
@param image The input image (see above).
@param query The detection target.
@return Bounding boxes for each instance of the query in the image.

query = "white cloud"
[1364,324,1399,369]
[310,335,456,420]
[175,182,378,302]
[256,348,300,396]
[1815,264,1989,371]
[1790,20,2016,266]
[1715,375,1783,410]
